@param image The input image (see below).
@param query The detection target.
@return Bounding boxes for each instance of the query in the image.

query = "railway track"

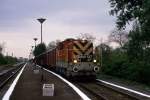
[0,63,25,90]
[37,66,149,100]
[74,81,139,100]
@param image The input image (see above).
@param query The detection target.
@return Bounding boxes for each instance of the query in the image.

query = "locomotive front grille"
[73,40,93,62]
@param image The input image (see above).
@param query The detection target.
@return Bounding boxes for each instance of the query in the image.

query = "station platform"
[8,63,82,100]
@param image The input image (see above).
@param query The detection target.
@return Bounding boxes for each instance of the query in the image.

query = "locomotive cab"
[55,39,100,78]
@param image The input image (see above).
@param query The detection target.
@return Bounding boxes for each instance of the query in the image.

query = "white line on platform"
[38,65,91,100]
[2,63,27,100]
[97,79,150,98]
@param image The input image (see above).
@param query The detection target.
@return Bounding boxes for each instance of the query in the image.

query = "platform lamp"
[37,18,46,82]
[31,46,34,59]
[33,38,38,47]
[37,18,46,44]
[33,38,38,69]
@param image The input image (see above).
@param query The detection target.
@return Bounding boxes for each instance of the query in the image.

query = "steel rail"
[96,80,148,100]
[0,63,24,89]
[75,82,108,100]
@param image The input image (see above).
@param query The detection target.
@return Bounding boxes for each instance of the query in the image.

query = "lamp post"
[33,38,37,68]
[32,46,34,49]
[37,18,46,82]
[33,38,38,47]
[31,46,34,58]
[37,18,46,44]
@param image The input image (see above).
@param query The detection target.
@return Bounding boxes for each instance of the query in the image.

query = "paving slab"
[10,63,82,100]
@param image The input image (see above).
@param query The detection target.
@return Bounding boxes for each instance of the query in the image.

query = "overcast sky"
[0,0,116,58]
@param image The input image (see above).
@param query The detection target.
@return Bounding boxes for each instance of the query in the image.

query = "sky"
[0,0,116,58]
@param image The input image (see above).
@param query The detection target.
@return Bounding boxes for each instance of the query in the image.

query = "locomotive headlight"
[93,59,97,63]
[73,60,77,63]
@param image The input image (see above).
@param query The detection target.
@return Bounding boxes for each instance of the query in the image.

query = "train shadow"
[68,76,96,83]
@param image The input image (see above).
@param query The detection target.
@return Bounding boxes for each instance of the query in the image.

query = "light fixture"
[73,60,77,63]
[93,59,97,63]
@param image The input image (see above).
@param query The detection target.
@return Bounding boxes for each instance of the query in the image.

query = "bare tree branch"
[76,33,96,42]
[47,40,61,50]
[108,29,128,47]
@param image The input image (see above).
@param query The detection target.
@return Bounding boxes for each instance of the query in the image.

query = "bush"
[100,49,150,85]
[5,56,18,64]
[0,54,18,65]
[0,53,7,65]
[101,58,150,85]
[137,63,150,84]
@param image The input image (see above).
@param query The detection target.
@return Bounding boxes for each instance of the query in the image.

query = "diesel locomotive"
[34,38,100,78]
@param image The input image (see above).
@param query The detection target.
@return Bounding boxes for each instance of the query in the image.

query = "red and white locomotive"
[34,38,100,78]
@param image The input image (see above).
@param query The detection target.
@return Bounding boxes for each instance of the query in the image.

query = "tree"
[95,43,112,67]
[76,33,96,42]
[47,41,56,50]
[109,0,144,29]
[0,43,6,65]
[0,53,7,65]
[127,21,146,61]
[0,42,5,54]
[33,43,46,57]
[108,29,128,48]
[0,46,2,54]
[109,0,150,61]
[47,40,61,50]
[5,56,18,64]
[109,0,150,35]
[109,0,150,48]
[101,1,150,84]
